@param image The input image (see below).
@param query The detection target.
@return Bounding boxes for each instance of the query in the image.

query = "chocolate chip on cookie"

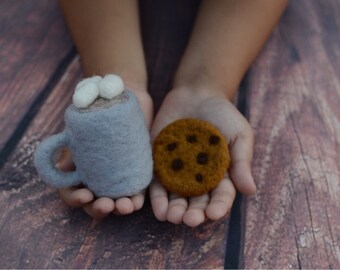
[186,135,197,143]
[209,135,220,145]
[196,152,209,165]
[167,142,177,151]
[171,158,184,171]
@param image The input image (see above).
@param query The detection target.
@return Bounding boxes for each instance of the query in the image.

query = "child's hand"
[57,149,145,219]
[56,89,152,220]
[150,87,256,227]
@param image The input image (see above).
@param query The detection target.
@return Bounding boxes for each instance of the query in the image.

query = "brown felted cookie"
[153,118,230,197]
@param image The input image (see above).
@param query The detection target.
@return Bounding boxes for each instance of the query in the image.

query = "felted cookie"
[153,118,230,197]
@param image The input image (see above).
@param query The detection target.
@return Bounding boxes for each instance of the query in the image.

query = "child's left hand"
[150,86,256,227]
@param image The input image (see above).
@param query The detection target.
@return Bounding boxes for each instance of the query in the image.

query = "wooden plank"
[0,0,74,151]
[244,0,340,268]
[0,1,231,268]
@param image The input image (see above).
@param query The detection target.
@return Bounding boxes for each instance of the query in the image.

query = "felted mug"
[34,90,153,199]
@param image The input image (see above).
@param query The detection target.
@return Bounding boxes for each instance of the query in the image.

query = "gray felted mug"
[34,90,153,199]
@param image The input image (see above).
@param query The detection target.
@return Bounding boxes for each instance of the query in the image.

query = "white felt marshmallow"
[72,82,99,108]
[75,76,102,92]
[98,74,124,100]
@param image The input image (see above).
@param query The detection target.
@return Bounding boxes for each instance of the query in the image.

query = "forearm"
[60,0,147,92]
[174,0,288,100]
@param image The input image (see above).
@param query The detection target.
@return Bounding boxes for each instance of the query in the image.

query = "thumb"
[228,131,256,195]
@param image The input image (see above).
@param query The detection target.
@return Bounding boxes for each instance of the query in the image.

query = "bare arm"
[60,0,147,93]
[174,0,288,100]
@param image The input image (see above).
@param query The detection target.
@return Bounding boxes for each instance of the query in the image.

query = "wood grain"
[244,0,340,268]
[0,1,231,268]
[0,0,74,151]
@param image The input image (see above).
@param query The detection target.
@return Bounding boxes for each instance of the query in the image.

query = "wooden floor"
[0,0,339,268]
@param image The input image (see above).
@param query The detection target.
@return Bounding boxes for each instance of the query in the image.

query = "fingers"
[55,147,75,172]
[153,182,235,227]
[60,188,113,219]
[113,197,134,215]
[229,128,257,195]
[206,177,236,220]
[113,192,145,215]
[230,159,256,195]
[150,181,204,225]
[130,192,145,211]
[59,187,94,207]
[150,180,191,224]
[83,197,115,220]
[150,184,210,226]
[60,186,145,219]
[149,181,169,221]
[150,180,234,227]
[183,194,209,227]
[166,193,188,224]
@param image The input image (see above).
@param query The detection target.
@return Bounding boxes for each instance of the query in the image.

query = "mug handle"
[34,130,81,188]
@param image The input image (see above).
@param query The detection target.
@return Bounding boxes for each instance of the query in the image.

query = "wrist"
[82,63,147,94]
[173,69,239,101]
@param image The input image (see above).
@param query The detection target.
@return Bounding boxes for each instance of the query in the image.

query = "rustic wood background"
[244,1,340,268]
[0,0,339,268]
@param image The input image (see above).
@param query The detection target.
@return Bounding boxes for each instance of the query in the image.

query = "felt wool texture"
[34,90,153,199]
[75,76,101,91]
[73,82,99,108]
[98,74,124,99]
[73,75,124,108]
[153,118,230,197]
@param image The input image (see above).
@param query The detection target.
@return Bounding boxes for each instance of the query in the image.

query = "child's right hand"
[57,148,145,220]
